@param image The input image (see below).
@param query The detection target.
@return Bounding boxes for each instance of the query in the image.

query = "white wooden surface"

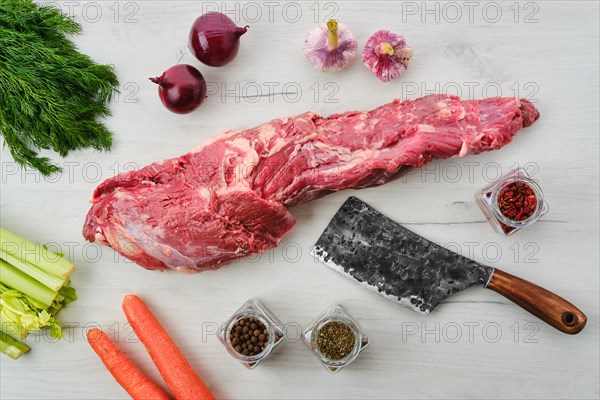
[1,1,599,399]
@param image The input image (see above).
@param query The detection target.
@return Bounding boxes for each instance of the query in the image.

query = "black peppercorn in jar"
[218,298,285,369]
[229,316,283,357]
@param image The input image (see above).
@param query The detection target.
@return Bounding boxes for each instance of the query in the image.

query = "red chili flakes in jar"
[497,181,538,222]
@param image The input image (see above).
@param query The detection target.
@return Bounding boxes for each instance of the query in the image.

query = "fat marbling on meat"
[83,95,540,272]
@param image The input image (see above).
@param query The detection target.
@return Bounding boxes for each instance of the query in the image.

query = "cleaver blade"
[311,196,492,315]
[311,197,586,334]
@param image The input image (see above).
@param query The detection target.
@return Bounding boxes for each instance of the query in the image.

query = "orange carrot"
[87,328,171,400]
[122,294,215,400]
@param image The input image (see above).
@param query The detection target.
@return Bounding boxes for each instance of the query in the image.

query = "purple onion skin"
[189,12,248,67]
[149,64,207,114]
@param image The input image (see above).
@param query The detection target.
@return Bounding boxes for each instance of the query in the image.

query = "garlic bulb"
[362,30,413,82]
[304,20,357,72]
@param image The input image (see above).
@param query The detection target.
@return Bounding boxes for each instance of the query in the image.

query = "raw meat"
[83,95,539,272]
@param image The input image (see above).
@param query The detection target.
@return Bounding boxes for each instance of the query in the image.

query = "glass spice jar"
[303,303,370,373]
[218,298,285,369]
[476,167,549,236]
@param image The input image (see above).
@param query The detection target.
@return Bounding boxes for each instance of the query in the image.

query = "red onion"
[188,12,248,67]
[149,64,207,114]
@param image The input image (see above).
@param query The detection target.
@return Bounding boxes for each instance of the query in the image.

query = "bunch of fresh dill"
[0,0,119,176]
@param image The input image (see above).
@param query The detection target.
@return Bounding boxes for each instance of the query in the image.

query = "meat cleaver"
[311,197,586,334]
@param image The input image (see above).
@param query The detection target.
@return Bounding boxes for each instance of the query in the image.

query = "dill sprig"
[0,0,119,176]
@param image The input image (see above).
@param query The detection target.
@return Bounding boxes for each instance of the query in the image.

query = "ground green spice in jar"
[316,321,356,360]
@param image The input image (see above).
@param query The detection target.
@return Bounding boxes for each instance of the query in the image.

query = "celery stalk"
[0,249,65,291]
[0,260,57,306]
[0,313,27,340]
[0,330,30,359]
[0,228,74,278]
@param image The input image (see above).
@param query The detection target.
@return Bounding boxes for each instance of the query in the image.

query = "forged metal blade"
[311,197,494,315]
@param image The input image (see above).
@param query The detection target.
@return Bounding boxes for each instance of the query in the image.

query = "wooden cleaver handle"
[486,269,586,335]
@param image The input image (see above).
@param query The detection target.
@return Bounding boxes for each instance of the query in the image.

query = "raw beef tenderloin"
[83,95,539,272]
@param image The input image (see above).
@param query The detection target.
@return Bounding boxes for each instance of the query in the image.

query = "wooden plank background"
[1,1,598,399]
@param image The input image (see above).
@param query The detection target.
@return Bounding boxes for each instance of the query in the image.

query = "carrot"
[87,328,171,400]
[122,295,215,400]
